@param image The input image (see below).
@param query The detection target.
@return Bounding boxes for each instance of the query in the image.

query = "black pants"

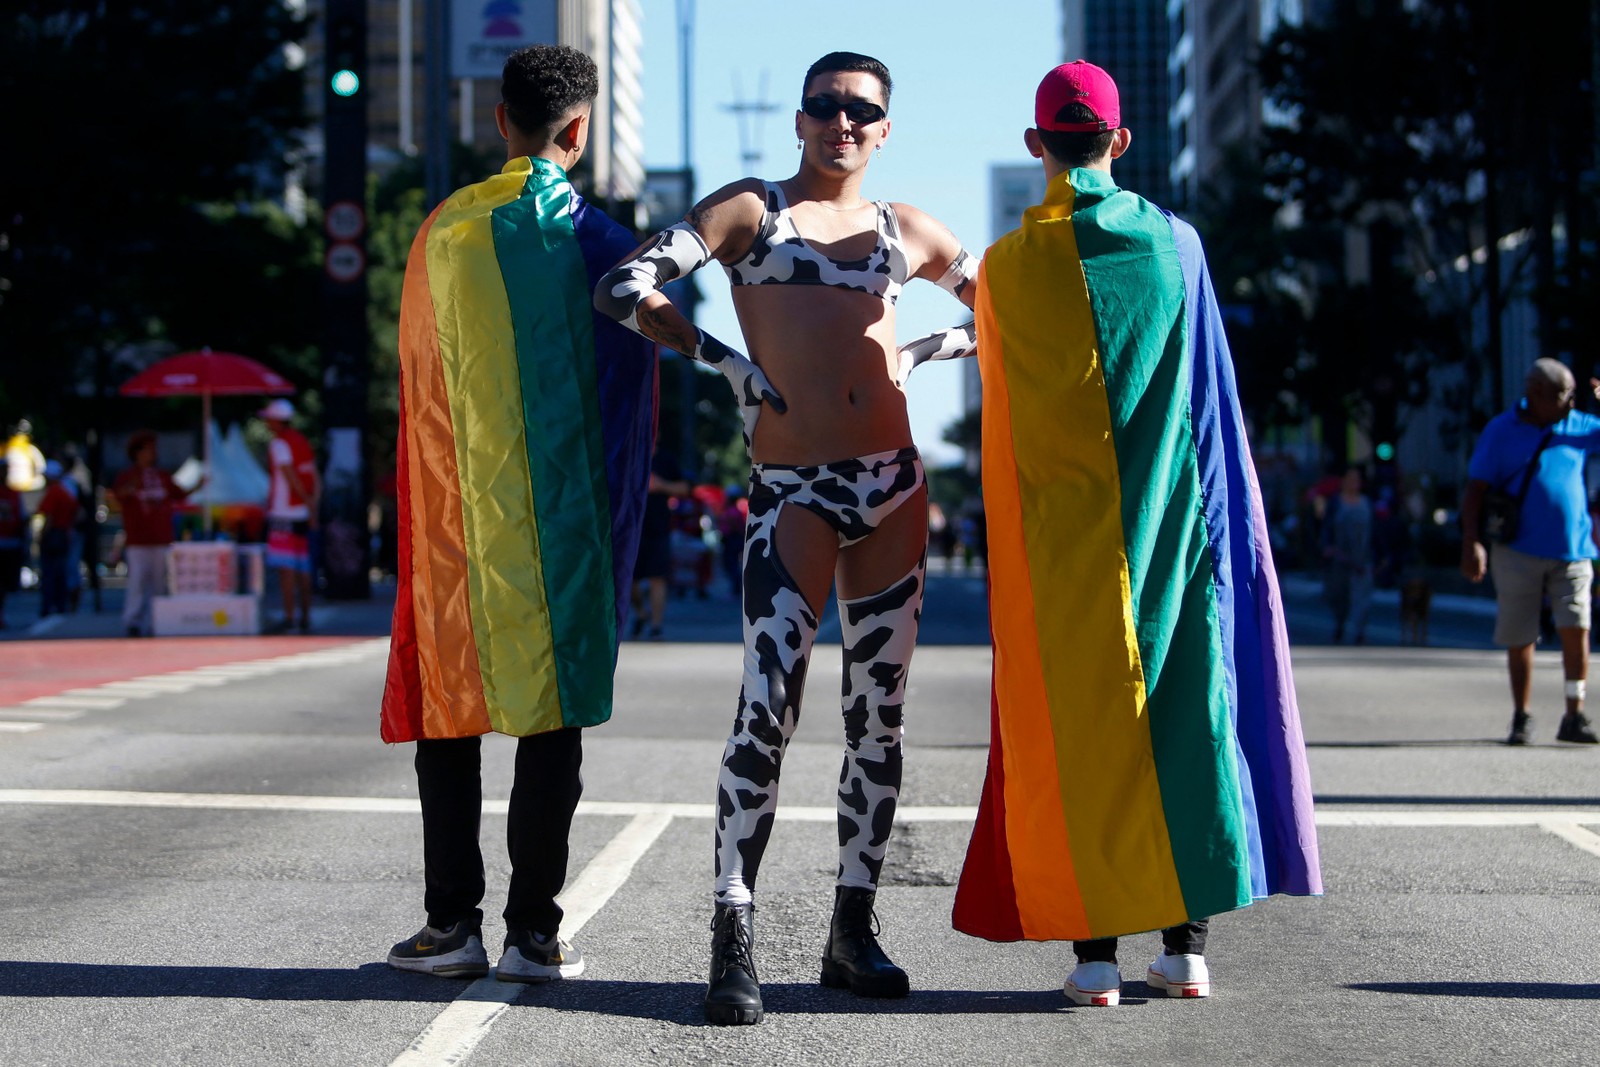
[1074,919,1209,963]
[415,728,583,937]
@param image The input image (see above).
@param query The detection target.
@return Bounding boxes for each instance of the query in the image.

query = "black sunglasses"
[800,95,886,125]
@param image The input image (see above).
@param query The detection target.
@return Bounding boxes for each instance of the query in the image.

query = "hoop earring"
[796,140,802,150]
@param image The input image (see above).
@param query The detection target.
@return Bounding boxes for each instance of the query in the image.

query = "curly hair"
[501,45,599,140]
[802,51,892,109]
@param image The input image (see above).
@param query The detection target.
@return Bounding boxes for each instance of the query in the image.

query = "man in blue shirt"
[1461,358,1600,745]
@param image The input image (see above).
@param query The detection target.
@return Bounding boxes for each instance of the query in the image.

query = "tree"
[1255,0,1596,448]
[0,3,313,466]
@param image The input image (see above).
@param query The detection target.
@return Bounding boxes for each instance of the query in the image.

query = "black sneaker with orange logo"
[387,921,489,978]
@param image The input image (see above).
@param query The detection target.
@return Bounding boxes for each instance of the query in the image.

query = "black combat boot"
[819,886,910,997]
[704,902,762,1025]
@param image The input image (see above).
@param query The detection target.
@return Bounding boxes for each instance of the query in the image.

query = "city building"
[1061,0,1172,202]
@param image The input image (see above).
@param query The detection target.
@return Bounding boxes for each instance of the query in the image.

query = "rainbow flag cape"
[381,157,655,742]
[953,167,1321,942]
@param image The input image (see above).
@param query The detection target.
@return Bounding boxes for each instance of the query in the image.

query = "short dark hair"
[501,45,599,140]
[803,51,892,108]
[1036,102,1116,169]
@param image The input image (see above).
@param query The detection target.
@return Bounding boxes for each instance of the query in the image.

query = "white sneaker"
[1064,960,1121,1006]
[1147,952,1210,998]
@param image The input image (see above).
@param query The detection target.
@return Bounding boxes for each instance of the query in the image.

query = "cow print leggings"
[713,447,926,907]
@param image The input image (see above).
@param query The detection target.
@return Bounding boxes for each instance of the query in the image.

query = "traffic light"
[320,0,371,600]
[330,68,361,98]
[325,3,365,101]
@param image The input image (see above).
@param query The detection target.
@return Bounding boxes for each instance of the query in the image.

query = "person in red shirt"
[36,460,81,617]
[0,457,27,629]
[258,399,319,633]
[111,431,196,636]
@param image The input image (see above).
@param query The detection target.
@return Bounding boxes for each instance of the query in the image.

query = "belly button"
[848,389,858,404]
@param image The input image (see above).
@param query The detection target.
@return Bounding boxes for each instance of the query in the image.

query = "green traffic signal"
[331,69,361,97]
[1376,442,1395,461]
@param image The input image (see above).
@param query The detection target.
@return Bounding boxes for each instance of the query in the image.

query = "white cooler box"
[151,594,260,636]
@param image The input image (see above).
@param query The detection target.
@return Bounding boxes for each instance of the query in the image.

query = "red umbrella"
[119,349,294,397]
[120,348,296,532]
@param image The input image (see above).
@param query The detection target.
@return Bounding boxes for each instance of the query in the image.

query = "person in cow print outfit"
[597,51,978,1024]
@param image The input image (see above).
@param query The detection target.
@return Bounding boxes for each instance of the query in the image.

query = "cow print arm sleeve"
[894,321,977,388]
[595,221,786,447]
[594,222,714,335]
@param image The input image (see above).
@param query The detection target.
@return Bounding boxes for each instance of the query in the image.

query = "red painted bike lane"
[0,636,372,705]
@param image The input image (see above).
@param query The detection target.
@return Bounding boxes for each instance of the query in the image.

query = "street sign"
[325,242,366,283]
[325,200,366,241]
[450,0,557,79]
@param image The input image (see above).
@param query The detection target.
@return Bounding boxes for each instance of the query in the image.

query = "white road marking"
[2,790,1598,832]
[128,674,229,688]
[0,790,986,823]
[1314,810,1600,827]
[21,695,126,710]
[0,707,82,722]
[1541,822,1600,860]
[388,811,673,1067]
[0,722,44,733]
[89,682,195,696]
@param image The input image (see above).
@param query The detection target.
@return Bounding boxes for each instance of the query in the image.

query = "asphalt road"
[1,567,1597,1066]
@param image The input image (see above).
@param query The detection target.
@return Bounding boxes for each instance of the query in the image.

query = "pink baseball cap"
[1035,60,1120,132]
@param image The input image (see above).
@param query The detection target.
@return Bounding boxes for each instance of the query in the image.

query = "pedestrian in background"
[257,399,319,634]
[111,431,197,637]
[1322,466,1373,644]
[630,451,689,640]
[0,457,26,629]
[35,460,80,617]
[381,44,654,985]
[1460,358,1600,746]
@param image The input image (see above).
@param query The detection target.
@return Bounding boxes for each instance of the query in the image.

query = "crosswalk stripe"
[1541,822,1600,860]
[0,722,44,733]
[0,708,83,722]
[21,695,126,710]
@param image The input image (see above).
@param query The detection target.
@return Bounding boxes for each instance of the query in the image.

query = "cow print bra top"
[722,181,912,304]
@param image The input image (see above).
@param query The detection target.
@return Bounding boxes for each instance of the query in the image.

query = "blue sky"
[636,0,1063,465]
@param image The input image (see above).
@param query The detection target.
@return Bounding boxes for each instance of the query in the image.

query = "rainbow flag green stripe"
[1075,187,1251,919]
[493,176,616,725]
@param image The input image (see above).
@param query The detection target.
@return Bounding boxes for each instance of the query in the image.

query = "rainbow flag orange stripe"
[381,158,655,741]
[954,168,1321,941]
